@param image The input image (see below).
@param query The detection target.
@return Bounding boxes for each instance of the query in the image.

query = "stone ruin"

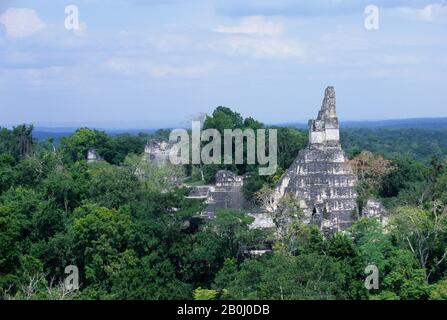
[272,86,359,234]
[188,170,247,218]
[144,139,175,166]
[186,87,387,234]
[363,197,389,225]
[87,148,103,163]
[215,170,245,188]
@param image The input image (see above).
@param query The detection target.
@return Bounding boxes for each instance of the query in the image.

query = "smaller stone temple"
[273,86,358,234]
[188,170,248,218]
[144,140,175,165]
[87,148,103,163]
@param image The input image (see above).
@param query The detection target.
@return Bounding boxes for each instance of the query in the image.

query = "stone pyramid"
[274,87,358,234]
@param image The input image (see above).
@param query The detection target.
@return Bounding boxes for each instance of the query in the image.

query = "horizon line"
[2,116,447,130]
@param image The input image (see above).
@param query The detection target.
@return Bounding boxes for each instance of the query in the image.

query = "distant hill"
[32,127,158,141]
[342,118,447,129]
[26,117,447,141]
[279,117,447,130]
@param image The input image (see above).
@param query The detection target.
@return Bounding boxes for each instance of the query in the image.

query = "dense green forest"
[1,108,447,300]
[341,128,447,163]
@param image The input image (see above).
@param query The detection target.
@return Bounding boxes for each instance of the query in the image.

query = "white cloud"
[147,64,215,78]
[388,3,447,22]
[307,27,380,67]
[213,16,285,36]
[217,36,304,59]
[0,8,46,38]
[0,66,69,87]
[104,58,216,78]
[216,0,438,17]
[212,16,304,59]
[310,68,416,80]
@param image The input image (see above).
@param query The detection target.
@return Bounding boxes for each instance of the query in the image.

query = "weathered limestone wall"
[325,128,340,141]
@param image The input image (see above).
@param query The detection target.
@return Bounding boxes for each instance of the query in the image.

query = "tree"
[0,205,24,282]
[242,174,271,204]
[104,133,146,165]
[381,249,430,299]
[0,153,17,193]
[271,221,325,259]
[61,128,110,163]
[350,218,392,273]
[433,162,447,205]
[70,204,135,288]
[207,209,254,259]
[212,258,238,297]
[348,151,394,201]
[325,232,368,299]
[203,107,244,133]
[254,188,305,255]
[219,253,347,300]
[380,156,429,198]
[123,154,185,192]
[0,125,35,160]
[12,125,34,159]
[193,287,218,300]
[42,168,79,212]
[275,127,307,171]
[389,203,447,281]
[342,128,447,164]
[87,162,139,208]
[430,278,447,300]
[254,186,277,213]
[106,253,191,300]
[13,151,60,188]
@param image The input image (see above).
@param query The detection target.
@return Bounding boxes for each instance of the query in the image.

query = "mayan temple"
[274,86,358,234]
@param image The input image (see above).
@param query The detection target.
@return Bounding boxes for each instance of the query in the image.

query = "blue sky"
[0,0,446,128]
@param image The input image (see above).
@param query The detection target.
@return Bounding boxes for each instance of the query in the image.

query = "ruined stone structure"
[363,198,388,225]
[215,170,245,188]
[188,170,247,218]
[87,148,103,163]
[274,87,358,234]
[144,140,175,165]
